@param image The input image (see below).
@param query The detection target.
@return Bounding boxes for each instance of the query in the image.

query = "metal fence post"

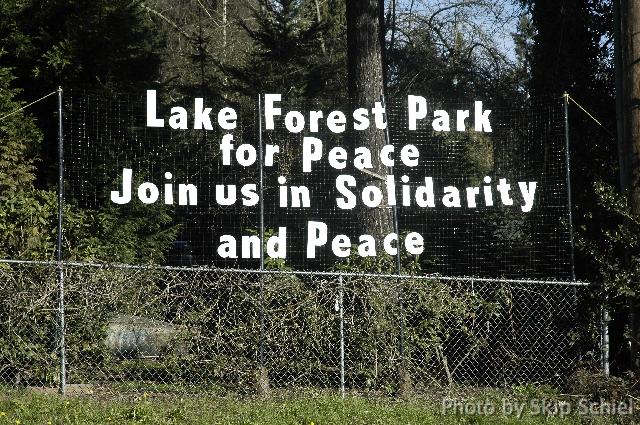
[339,274,345,399]
[258,94,265,365]
[563,93,583,366]
[563,93,577,282]
[255,93,269,393]
[380,94,406,364]
[56,86,66,395]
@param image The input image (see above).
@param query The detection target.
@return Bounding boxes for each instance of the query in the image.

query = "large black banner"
[64,90,572,278]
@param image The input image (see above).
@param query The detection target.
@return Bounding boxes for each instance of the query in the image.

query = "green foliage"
[454,133,495,186]
[1,0,163,93]
[1,0,165,196]
[245,227,293,271]
[0,188,178,263]
[0,264,58,386]
[521,0,612,98]
[511,14,535,94]
[329,247,504,389]
[225,0,343,99]
[0,390,618,424]
[65,204,178,264]
[0,64,177,263]
[403,279,505,386]
[0,189,57,260]
[578,182,640,298]
[522,0,617,286]
[0,3,179,264]
[0,262,512,394]
[332,242,421,276]
[0,66,40,192]
[0,66,55,260]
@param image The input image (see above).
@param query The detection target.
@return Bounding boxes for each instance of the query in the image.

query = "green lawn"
[0,389,630,424]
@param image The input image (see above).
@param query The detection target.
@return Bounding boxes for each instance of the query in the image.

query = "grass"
[0,388,633,424]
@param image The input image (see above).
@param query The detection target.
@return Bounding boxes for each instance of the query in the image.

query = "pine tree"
[226,0,340,98]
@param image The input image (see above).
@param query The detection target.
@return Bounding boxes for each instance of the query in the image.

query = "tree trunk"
[346,0,412,396]
[346,0,393,240]
[222,0,228,51]
[623,1,640,213]
[621,0,640,370]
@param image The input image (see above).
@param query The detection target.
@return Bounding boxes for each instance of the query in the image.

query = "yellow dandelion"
[0,412,5,416]
[15,420,21,425]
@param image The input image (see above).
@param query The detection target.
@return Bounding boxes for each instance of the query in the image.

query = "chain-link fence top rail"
[0,261,587,394]
[64,90,572,278]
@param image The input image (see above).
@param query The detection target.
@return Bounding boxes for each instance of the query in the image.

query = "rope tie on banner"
[564,93,615,138]
[0,91,57,121]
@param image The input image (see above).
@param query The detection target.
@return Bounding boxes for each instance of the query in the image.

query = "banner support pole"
[56,86,66,395]
[256,94,268,393]
[563,93,577,282]
[339,274,345,399]
[381,94,411,394]
[258,94,265,363]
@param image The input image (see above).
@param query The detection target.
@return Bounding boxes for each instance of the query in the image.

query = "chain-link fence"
[0,260,591,396]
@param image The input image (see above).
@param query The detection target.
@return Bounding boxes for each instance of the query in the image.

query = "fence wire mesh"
[0,261,589,395]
